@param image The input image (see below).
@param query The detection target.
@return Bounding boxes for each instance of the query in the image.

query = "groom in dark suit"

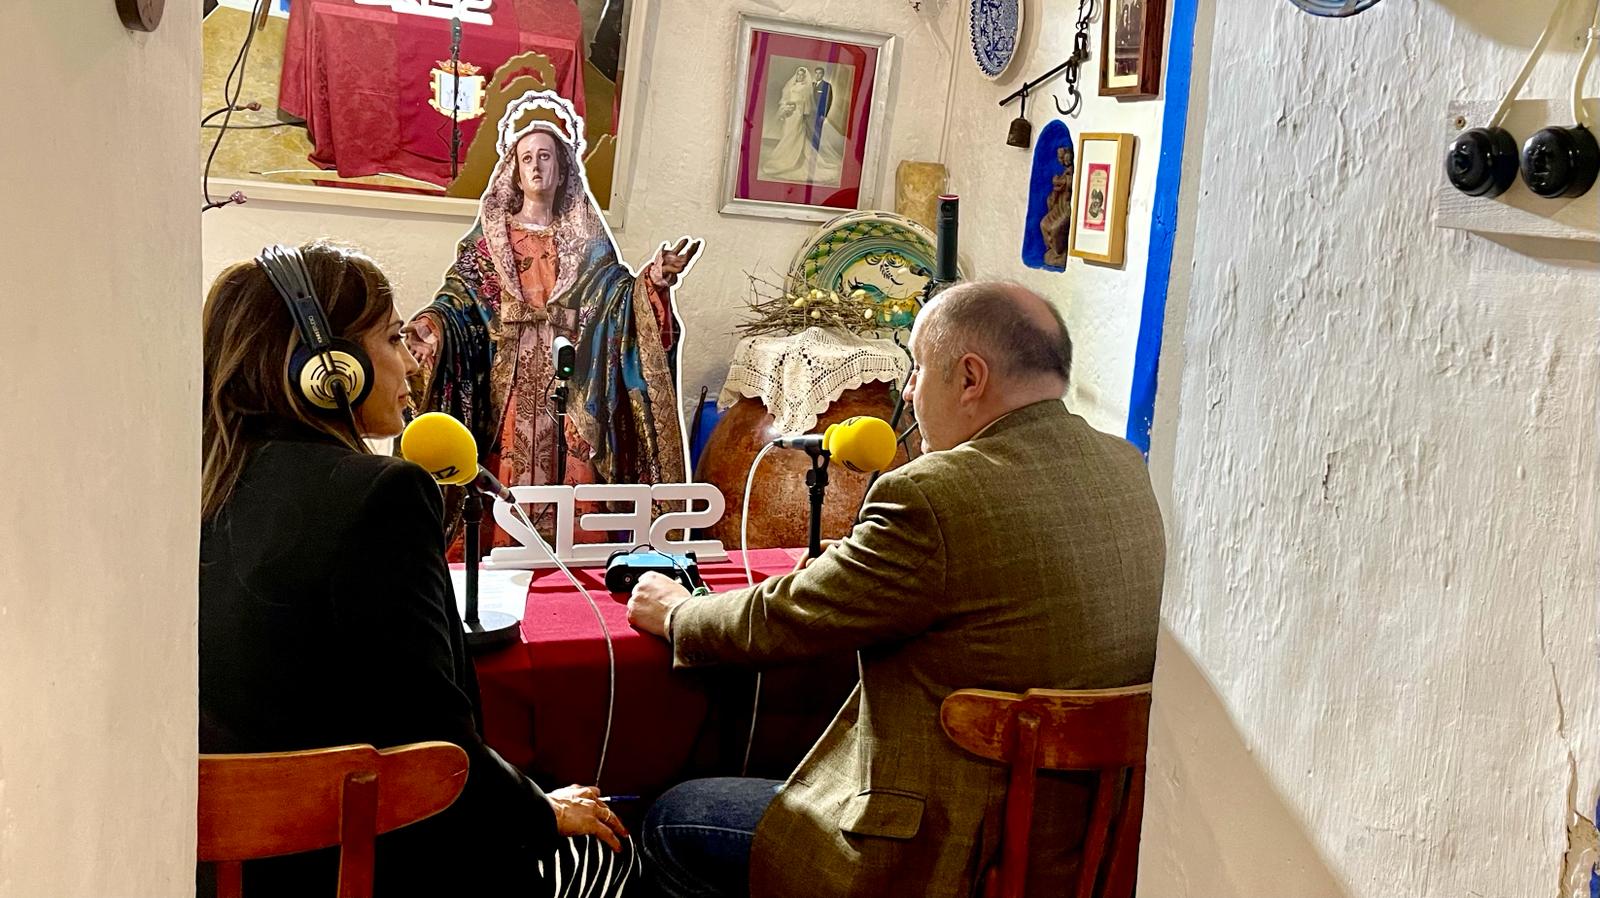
[809,66,833,150]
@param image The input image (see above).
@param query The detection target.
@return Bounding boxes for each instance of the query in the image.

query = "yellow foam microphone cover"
[399,412,480,486]
[823,415,897,474]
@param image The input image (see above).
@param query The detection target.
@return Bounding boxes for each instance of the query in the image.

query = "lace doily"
[719,327,912,434]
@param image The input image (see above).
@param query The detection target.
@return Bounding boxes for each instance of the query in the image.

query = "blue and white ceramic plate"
[1288,0,1385,15]
[970,0,1023,80]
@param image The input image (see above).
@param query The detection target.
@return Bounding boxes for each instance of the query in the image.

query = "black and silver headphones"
[254,244,374,415]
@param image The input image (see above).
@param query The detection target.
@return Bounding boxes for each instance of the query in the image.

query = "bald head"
[918,282,1072,390]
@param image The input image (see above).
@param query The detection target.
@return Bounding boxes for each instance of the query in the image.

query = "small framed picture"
[721,15,899,221]
[1101,0,1167,98]
[1069,133,1136,266]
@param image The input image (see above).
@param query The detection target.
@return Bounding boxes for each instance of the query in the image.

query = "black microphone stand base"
[464,611,523,651]
[461,490,523,653]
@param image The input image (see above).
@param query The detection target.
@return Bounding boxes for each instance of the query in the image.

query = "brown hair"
[201,242,395,521]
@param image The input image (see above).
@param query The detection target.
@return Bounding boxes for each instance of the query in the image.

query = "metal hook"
[1053,87,1080,117]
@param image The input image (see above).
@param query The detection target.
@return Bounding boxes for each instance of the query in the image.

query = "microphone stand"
[552,381,569,487]
[805,449,831,559]
[449,16,463,182]
[460,486,521,651]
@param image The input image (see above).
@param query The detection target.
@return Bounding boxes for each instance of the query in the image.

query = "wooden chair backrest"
[197,741,469,898]
[940,685,1153,898]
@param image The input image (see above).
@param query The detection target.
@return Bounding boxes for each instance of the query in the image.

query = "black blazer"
[200,419,557,895]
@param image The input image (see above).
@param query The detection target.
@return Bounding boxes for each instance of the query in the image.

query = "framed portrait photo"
[721,15,899,221]
[1069,133,1136,266]
[1101,0,1167,98]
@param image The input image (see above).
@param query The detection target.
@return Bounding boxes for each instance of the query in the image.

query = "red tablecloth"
[472,548,804,798]
[279,0,585,186]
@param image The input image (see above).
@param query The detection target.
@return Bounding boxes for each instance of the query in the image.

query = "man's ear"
[958,353,989,399]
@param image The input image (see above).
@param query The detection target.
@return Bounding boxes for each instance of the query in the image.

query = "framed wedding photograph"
[1069,133,1137,266]
[1101,0,1167,98]
[720,15,899,221]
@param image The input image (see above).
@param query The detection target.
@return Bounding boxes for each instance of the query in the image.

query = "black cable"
[201,103,258,127]
[203,0,265,211]
[202,121,294,131]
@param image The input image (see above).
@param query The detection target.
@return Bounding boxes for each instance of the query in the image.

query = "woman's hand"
[548,785,628,852]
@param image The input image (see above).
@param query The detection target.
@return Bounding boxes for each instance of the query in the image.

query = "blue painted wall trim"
[1125,0,1201,454]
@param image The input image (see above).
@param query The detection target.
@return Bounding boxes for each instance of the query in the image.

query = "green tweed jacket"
[668,400,1165,898]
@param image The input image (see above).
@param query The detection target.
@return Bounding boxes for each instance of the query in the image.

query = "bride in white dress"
[760,67,817,181]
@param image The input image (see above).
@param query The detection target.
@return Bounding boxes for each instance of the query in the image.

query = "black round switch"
[1445,127,1519,198]
[1520,125,1600,199]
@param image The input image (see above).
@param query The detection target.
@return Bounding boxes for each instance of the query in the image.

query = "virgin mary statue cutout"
[407,90,702,547]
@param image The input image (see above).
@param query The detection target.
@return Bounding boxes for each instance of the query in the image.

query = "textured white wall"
[203,202,470,318]
[0,4,200,896]
[943,0,1171,436]
[204,0,962,415]
[1142,1,1600,896]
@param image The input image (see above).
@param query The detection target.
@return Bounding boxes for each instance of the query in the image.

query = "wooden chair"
[940,685,1152,898]
[197,742,469,898]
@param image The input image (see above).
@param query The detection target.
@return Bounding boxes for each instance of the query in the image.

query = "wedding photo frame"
[1069,132,1136,266]
[720,15,899,221]
[1101,0,1167,98]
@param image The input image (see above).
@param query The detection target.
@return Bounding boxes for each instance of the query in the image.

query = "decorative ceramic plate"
[790,211,954,315]
[1288,0,1384,15]
[970,0,1023,80]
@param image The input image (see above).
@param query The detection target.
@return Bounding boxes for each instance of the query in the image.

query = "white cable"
[741,443,777,590]
[1572,0,1600,128]
[737,442,777,776]
[507,502,616,789]
[1490,0,1578,128]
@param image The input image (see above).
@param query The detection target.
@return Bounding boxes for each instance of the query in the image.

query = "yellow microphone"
[772,415,897,473]
[823,416,898,473]
[399,412,515,502]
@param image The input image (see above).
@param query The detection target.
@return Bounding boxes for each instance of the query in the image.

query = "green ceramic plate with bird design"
[789,211,958,327]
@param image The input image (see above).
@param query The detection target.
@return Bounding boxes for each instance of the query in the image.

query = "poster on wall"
[720,15,899,222]
[405,90,701,549]
[1069,132,1136,266]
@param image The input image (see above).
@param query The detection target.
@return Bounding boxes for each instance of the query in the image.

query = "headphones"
[254,244,374,414]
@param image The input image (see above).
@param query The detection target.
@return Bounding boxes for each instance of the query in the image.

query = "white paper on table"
[449,568,531,622]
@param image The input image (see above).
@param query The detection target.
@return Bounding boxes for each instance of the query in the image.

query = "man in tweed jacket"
[628,282,1165,898]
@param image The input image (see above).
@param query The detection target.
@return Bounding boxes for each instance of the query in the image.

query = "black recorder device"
[605,548,703,594]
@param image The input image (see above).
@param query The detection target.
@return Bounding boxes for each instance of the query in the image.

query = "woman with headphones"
[199,241,636,895]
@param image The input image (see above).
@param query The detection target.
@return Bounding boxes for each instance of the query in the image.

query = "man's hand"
[792,540,837,574]
[627,571,691,638]
[547,785,628,852]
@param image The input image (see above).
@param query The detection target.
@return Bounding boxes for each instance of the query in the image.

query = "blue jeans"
[641,777,783,898]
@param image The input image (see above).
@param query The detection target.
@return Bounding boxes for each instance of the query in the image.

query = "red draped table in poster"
[279,0,586,187]
[471,548,850,800]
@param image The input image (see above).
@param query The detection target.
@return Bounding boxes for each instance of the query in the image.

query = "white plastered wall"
[942,0,1172,435]
[1140,0,1600,895]
[0,4,201,896]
